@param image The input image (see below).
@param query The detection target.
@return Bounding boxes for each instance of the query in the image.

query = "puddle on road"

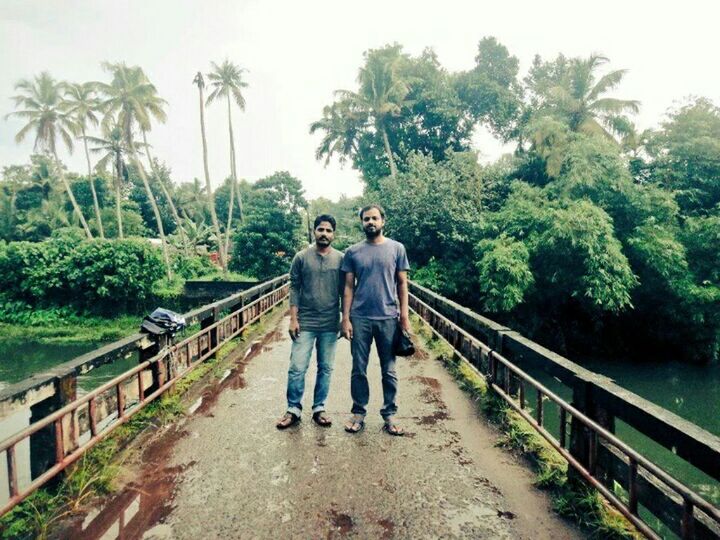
[378,518,395,538]
[62,426,192,540]
[328,509,354,536]
[418,410,451,425]
[191,325,285,417]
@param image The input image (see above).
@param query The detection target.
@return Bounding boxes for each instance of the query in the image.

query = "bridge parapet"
[0,275,289,515]
[409,280,720,539]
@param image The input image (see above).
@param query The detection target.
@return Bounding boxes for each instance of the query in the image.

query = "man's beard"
[364,226,382,239]
[316,237,331,246]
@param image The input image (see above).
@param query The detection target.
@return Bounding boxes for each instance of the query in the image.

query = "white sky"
[1,0,719,201]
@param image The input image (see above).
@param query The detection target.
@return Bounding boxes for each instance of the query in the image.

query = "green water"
[517,356,720,537]
[0,339,138,394]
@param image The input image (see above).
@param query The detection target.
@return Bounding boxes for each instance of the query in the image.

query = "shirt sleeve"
[396,243,410,272]
[338,254,346,296]
[289,253,302,306]
[340,249,354,273]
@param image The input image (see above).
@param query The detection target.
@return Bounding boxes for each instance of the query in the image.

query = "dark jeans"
[350,317,398,419]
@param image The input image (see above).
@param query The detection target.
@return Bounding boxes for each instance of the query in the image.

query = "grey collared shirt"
[289,245,344,332]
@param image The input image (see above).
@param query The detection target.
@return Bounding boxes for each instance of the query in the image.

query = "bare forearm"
[290,304,299,321]
[342,284,354,321]
[398,279,409,320]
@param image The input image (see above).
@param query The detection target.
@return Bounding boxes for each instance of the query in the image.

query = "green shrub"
[0,237,164,314]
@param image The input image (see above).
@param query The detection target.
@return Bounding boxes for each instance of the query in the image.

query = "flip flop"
[276,412,301,430]
[344,416,365,434]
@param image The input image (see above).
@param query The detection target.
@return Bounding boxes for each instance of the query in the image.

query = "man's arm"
[341,271,355,340]
[288,255,302,340]
[397,270,410,332]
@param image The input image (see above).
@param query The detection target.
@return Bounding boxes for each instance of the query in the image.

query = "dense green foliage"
[0,235,164,314]
[230,171,307,279]
[315,39,720,364]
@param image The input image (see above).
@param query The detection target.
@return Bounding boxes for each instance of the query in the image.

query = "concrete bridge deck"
[64,312,581,539]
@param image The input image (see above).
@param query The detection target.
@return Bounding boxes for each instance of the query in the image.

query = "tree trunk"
[82,127,104,238]
[196,79,227,272]
[114,152,124,239]
[223,94,238,265]
[131,146,172,280]
[141,130,191,257]
[381,127,397,177]
[52,149,93,239]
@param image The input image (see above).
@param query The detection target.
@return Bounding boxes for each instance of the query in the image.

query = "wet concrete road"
[69,313,581,539]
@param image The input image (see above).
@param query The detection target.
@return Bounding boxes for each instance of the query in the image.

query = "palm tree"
[206,60,249,262]
[546,54,640,140]
[6,72,93,238]
[309,99,364,166]
[140,132,191,256]
[193,71,227,272]
[88,125,127,238]
[63,81,105,237]
[338,46,410,177]
[98,62,172,278]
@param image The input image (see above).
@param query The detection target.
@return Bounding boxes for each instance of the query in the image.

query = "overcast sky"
[1,0,719,201]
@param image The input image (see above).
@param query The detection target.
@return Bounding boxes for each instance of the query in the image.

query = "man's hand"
[400,314,411,333]
[342,318,353,340]
[288,318,300,341]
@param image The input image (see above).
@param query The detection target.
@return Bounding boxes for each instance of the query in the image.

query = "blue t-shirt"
[341,238,410,319]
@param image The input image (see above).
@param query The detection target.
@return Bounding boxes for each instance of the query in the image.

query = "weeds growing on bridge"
[411,314,639,540]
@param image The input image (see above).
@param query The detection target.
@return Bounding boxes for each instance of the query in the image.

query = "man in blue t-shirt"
[340,204,410,436]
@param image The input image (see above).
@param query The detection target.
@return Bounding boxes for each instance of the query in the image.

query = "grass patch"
[193,271,257,282]
[0,315,141,344]
[411,314,639,540]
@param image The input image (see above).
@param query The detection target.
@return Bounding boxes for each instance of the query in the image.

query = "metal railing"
[0,276,289,517]
[410,291,720,540]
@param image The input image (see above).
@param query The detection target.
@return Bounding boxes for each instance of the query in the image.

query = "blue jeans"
[350,317,398,419]
[286,331,338,417]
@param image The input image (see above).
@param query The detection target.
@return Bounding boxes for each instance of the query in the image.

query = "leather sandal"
[382,418,405,436]
[312,411,332,427]
[276,412,301,430]
[344,415,365,434]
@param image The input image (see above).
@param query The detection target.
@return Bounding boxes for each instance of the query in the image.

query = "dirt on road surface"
[65,313,581,539]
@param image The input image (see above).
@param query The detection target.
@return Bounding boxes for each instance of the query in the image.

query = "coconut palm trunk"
[51,148,93,238]
[141,129,191,256]
[81,126,104,238]
[114,154,124,239]
[380,126,397,177]
[222,93,242,263]
[130,145,172,279]
[195,72,227,272]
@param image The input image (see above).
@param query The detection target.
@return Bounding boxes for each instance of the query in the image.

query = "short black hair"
[358,204,385,220]
[314,214,336,231]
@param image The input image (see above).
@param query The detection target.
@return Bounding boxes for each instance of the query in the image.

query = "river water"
[0,338,138,394]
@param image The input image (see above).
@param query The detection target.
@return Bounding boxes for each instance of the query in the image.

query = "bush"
[172,253,217,280]
[0,237,165,314]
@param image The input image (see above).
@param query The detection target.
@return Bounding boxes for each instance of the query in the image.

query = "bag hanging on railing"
[140,308,187,337]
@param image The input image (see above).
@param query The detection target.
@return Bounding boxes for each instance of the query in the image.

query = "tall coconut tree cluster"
[6,59,249,277]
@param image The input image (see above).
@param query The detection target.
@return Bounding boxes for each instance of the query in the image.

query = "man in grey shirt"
[276,215,343,429]
[341,204,411,436]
